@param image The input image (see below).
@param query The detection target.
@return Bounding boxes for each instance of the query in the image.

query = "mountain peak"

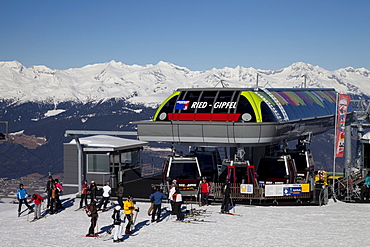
[0,60,24,69]
[288,62,316,71]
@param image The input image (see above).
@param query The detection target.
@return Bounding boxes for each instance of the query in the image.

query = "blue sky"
[1,0,369,71]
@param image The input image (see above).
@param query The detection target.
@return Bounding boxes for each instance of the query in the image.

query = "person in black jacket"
[112,205,124,242]
[46,176,54,207]
[89,181,97,203]
[221,179,231,213]
[86,200,99,237]
[116,182,124,208]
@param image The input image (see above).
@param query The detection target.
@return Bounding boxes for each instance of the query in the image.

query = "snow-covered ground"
[1,195,369,247]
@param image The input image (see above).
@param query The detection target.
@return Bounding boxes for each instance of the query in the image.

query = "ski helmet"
[115,205,121,211]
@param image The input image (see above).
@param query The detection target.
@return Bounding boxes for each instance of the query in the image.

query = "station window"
[178,91,202,114]
[197,91,218,113]
[161,95,178,114]
[213,91,236,114]
[87,154,110,173]
[235,94,256,122]
[121,151,140,168]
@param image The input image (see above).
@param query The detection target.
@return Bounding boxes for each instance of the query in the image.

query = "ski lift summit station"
[134,87,354,204]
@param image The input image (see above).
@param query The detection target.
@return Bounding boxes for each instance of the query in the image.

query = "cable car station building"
[134,88,353,204]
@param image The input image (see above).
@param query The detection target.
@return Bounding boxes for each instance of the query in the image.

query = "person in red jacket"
[54,179,64,210]
[79,180,88,209]
[200,177,211,206]
[29,193,44,220]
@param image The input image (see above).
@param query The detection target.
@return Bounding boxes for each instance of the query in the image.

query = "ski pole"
[230,197,235,213]
[95,220,98,236]
[131,207,139,231]
[133,207,139,223]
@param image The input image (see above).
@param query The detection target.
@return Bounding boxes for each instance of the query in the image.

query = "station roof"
[68,135,147,152]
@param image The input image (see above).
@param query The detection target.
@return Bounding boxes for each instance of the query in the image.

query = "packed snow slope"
[1,195,370,247]
[0,60,369,106]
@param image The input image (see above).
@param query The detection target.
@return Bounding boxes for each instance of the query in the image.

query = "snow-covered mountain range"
[1,60,369,106]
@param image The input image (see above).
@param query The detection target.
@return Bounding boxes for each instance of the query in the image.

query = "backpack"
[85,205,91,217]
[112,211,121,224]
[56,183,63,192]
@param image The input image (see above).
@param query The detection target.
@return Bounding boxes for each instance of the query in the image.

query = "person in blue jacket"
[149,186,167,222]
[16,184,34,217]
[365,172,370,200]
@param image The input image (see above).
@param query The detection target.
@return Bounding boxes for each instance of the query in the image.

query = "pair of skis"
[175,219,200,224]
[192,218,217,223]
[29,216,46,222]
[219,212,242,216]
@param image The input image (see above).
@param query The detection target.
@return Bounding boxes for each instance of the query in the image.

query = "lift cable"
[0,149,39,176]
[9,138,55,167]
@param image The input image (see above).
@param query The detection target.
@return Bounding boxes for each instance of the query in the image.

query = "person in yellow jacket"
[124,195,139,234]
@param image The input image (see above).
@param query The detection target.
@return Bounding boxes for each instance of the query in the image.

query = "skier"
[123,195,139,234]
[54,179,63,210]
[172,187,183,221]
[29,193,44,220]
[98,182,111,211]
[86,200,99,237]
[45,176,54,208]
[79,180,88,209]
[149,186,167,222]
[16,184,34,217]
[112,205,124,242]
[200,177,211,206]
[168,179,178,214]
[365,172,370,200]
[49,183,58,214]
[89,181,98,203]
[221,179,231,213]
[116,182,124,208]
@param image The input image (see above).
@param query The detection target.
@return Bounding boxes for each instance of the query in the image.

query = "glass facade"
[87,150,140,173]
[154,88,346,123]
[87,154,110,173]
